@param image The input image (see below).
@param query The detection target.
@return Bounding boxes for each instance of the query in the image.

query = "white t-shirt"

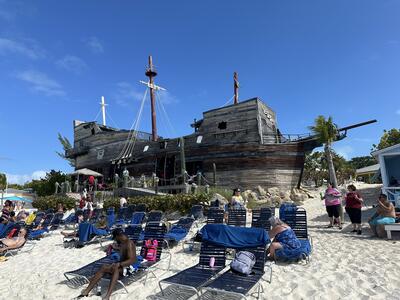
[120,197,127,208]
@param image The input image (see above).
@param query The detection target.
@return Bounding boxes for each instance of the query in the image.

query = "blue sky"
[1,1,400,184]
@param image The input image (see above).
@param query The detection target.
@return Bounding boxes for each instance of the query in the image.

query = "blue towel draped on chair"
[200,224,270,248]
[78,223,108,243]
[165,226,188,242]
[279,203,297,222]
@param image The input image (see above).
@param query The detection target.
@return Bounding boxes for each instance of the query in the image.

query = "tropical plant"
[32,195,76,211]
[309,116,339,188]
[103,193,212,215]
[371,128,400,152]
[0,173,6,191]
[56,133,75,167]
[25,170,70,197]
[347,156,377,170]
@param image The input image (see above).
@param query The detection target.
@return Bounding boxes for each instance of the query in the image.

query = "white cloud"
[15,70,65,96]
[0,37,45,59]
[56,55,88,74]
[114,81,145,107]
[85,36,104,54]
[396,109,400,115]
[334,145,354,160]
[157,89,178,105]
[5,170,47,185]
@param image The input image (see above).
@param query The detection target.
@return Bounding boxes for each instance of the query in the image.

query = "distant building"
[355,164,380,183]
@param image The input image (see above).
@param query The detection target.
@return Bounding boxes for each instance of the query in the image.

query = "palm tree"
[309,116,339,188]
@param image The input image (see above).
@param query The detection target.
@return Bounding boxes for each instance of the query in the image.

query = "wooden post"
[234,72,239,105]
[180,137,186,184]
[213,163,217,185]
[146,55,158,141]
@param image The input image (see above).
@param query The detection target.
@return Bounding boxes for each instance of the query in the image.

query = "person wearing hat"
[77,228,137,299]
[231,188,245,207]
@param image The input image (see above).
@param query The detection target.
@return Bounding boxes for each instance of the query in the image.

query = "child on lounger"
[267,217,301,260]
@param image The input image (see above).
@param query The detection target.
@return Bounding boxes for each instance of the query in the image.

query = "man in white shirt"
[120,196,127,208]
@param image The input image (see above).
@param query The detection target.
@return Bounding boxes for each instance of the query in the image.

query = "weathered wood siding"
[68,98,317,190]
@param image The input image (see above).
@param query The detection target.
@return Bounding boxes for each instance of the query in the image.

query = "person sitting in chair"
[61,212,85,238]
[0,227,28,254]
[77,228,137,300]
[268,217,301,260]
[368,194,396,238]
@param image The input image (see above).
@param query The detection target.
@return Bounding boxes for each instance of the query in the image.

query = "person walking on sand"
[344,184,363,235]
[322,183,343,229]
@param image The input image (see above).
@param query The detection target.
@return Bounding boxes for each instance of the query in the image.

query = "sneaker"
[357,230,362,235]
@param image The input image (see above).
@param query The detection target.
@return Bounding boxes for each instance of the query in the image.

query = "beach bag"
[230,251,256,275]
[144,239,158,261]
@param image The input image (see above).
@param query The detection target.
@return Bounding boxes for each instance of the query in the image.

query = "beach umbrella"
[3,196,33,203]
[70,168,103,177]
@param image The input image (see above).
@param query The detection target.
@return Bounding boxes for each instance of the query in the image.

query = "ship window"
[159,141,167,149]
[218,122,227,130]
[143,145,149,152]
[196,135,203,144]
[91,128,95,135]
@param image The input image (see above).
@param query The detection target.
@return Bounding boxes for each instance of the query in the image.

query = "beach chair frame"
[251,207,274,231]
[227,208,247,227]
[200,245,269,300]
[206,208,224,224]
[280,207,313,263]
[159,242,226,298]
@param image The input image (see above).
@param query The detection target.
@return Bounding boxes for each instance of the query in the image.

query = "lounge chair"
[131,212,146,226]
[64,222,169,293]
[196,224,271,299]
[2,239,35,257]
[227,208,247,227]
[29,213,55,239]
[190,205,204,221]
[158,242,226,298]
[146,210,163,224]
[0,222,19,238]
[252,207,274,231]
[165,217,195,247]
[206,208,224,224]
[124,224,143,242]
[49,212,65,230]
[200,245,268,299]
[276,207,312,263]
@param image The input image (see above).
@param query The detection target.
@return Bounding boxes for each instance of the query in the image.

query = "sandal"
[327,225,333,228]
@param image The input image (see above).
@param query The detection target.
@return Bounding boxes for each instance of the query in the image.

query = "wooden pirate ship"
[66,56,375,190]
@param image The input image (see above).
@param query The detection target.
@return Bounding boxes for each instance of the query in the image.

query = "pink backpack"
[144,239,158,261]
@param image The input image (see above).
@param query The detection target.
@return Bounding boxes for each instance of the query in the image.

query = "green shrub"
[104,193,212,215]
[32,195,76,211]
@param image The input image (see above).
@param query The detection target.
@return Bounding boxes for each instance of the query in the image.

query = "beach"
[1,186,400,300]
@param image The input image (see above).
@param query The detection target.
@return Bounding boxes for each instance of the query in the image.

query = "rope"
[155,93,170,137]
[156,90,177,137]
[115,88,148,161]
[107,113,119,129]
[93,107,102,123]
[220,95,235,108]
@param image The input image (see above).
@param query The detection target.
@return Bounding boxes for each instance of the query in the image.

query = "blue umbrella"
[3,196,33,203]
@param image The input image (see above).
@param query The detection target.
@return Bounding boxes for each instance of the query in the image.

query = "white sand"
[1,186,400,300]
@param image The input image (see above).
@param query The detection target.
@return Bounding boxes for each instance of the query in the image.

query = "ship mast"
[100,96,107,126]
[234,71,239,105]
[146,56,158,141]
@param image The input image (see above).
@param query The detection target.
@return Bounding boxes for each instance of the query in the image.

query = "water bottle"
[96,286,101,296]
[209,256,215,268]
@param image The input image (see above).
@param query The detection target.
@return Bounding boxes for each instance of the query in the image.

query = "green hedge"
[32,195,76,211]
[104,193,211,215]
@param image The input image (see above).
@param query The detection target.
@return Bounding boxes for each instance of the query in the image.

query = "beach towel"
[275,239,311,262]
[78,223,108,243]
[109,252,143,272]
[165,226,188,242]
[200,224,270,248]
[29,228,48,239]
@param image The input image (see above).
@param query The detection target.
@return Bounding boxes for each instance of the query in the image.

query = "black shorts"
[326,205,340,218]
[345,207,362,224]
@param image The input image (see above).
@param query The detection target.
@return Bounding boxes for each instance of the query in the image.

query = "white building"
[372,143,400,206]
